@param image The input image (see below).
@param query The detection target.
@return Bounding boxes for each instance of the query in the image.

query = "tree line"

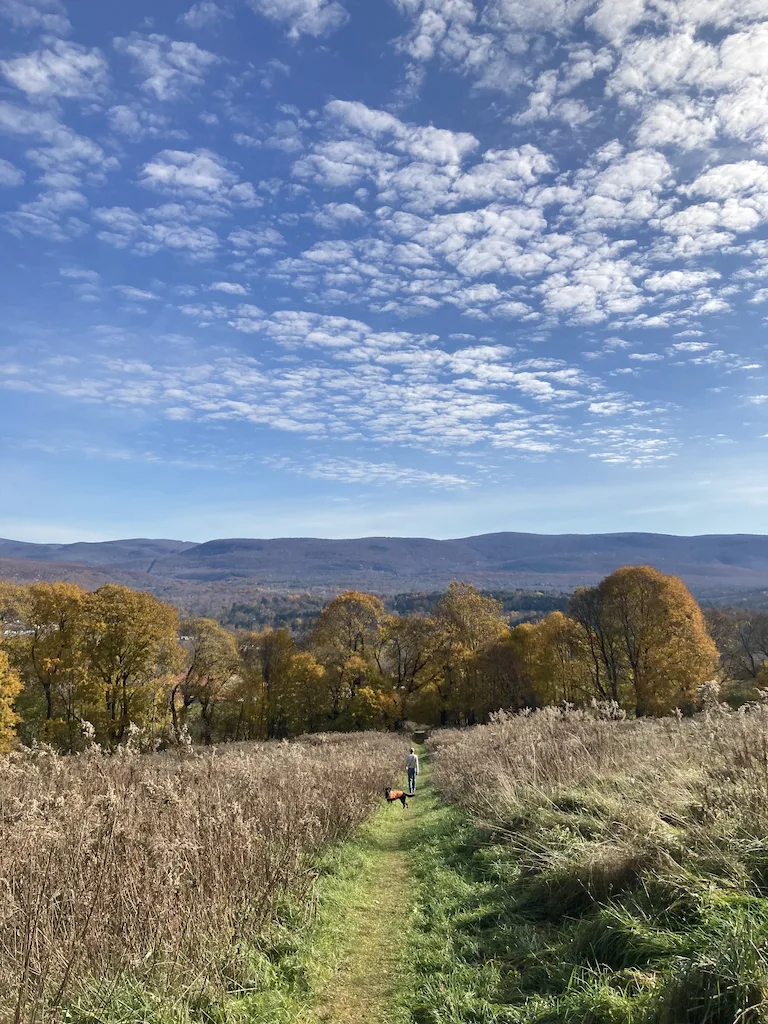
[219,587,569,633]
[0,566,756,752]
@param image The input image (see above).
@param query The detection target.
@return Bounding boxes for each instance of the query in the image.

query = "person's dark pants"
[408,767,417,793]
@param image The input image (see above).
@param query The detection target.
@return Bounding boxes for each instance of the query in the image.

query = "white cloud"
[3,187,88,240]
[114,33,218,101]
[313,202,367,228]
[587,0,646,44]
[139,149,258,206]
[108,104,178,141]
[60,267,99,281]
[1,41,108,100]
[94,204,221,259]
[686,161,768,202]
[0,101,118,188]
[245,0,348,38]
[295,101,552,216]
[671,340,713,352]
[228,227,284,252]
[326,99,479,165]
[635,98,718,150]
[645,269,720,291]
[267,455,469,489]
[0,158,23,186]
[210,281,248,294]
[265,119,303,153]
[180,2,229,28]
[114,285,160,301]
[0,0,70,34]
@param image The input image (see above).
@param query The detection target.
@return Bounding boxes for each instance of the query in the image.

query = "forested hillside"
[4,531,768,602]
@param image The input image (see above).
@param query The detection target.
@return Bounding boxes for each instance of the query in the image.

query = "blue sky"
[1,0,767,543]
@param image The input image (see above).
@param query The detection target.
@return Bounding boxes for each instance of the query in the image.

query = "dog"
[384,786,413,808]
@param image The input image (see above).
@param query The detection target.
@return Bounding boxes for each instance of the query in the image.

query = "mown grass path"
[303,755,440,1024]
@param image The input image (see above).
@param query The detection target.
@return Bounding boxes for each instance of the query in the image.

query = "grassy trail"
[56,752,492,1024]
[306,761,439,1024]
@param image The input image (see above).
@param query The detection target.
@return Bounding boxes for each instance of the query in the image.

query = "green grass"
[393,774,768,1024]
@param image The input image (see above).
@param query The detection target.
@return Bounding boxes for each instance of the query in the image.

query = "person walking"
[406,747,419,794]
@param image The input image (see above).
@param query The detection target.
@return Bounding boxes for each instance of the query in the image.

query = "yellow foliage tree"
[524,611,591,707]
[83,585,182,745]
[5,582,91,747]
[238,629,329,737]
[433,582,508,725]
[599,566,719,716]
[177,618,240,744]
[281,650,329,734]
[310,592,387,720]
[0,649,22,752]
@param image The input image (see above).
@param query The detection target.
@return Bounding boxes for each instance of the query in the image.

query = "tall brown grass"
[430,697,768,829]
[0,731,402,1022]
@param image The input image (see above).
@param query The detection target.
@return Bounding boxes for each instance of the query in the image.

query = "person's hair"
[409,747,414,753]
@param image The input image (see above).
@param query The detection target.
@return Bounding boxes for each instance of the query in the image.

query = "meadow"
[0,731,402,1023]
[417,697,768,1022]
[4,703,768,1023]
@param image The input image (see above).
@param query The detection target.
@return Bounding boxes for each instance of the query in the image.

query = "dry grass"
[0,731,402,1022]
[430,701,768,845]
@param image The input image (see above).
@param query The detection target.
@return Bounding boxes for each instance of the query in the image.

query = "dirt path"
[307,772,431,1024]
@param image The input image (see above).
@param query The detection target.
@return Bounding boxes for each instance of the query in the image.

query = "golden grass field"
[0,731,403,1022]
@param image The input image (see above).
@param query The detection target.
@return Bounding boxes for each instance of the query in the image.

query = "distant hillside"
[2,532,768,605]
[0,538,195,568]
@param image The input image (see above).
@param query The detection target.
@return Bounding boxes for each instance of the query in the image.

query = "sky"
[0,0,767,543]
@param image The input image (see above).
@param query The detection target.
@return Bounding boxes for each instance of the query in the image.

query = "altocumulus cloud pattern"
[0,0,767,540]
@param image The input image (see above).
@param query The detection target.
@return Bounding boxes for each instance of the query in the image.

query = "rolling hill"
[2,533,768,607]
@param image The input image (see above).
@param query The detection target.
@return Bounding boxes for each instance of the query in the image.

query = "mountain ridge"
[2,533,768,603]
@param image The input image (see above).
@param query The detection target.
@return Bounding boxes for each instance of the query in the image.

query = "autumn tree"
[599,566,718,716]
[83,585,182,746]
[238,627,296,738]
[281,650,329,734]
[238,628,328,737]
[381,614,440,721]
[5,583,92,747]
[0,582,25,629]
[568,585,626,703]
[520,611,592,707]
[176,618,240,744]
[469,627,536,717]
[309,591,387,721]
[565,567,718,716]
[432,582,508,725]
[705,608,768,680]
[0,649,22,752]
